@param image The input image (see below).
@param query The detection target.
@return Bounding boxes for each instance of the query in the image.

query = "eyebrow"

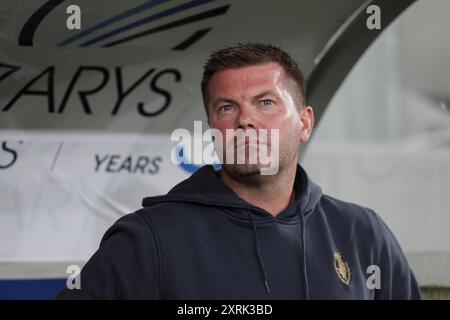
[210,90,279,108]
[210,97,239,108]
[252,90,279,102]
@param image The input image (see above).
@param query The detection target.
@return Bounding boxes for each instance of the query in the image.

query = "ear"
[207,118,214,141]
[299,106,314,143]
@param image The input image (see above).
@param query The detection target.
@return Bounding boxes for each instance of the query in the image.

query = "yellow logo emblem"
[333,252,351,285]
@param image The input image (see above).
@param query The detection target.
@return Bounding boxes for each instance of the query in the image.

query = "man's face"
[206,62,313,179]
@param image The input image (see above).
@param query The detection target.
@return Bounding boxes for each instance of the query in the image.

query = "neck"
[220,163,297,217]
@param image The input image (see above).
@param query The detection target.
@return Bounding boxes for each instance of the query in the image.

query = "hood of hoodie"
[142,164,323,222]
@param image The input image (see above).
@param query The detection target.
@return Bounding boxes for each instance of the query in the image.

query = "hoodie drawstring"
[298,209,310,299]
[247,212,271,294]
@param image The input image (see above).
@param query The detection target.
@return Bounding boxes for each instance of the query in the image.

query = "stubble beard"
[222,142,299,187]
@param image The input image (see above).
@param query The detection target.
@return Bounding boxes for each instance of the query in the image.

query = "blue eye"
[261,99,274,106]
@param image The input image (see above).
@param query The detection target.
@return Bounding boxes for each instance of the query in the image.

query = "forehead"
[208,62,287,97]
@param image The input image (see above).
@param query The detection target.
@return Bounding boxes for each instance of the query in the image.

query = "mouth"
[235,138,266,148]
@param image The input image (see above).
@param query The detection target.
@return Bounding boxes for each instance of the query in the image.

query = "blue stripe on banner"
[0,279,66,300]
[58,0,170,46]
[80,0,216,47]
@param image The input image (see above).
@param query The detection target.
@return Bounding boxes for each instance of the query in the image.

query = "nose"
[237,105,256,130]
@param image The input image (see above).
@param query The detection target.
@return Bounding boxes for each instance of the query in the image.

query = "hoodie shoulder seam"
[321,194,370,211]
[320,194,379,219]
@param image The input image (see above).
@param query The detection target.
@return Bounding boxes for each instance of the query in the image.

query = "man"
[56,43,421,299]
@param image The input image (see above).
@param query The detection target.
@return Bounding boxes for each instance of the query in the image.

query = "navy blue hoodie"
[56,164,421,299]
